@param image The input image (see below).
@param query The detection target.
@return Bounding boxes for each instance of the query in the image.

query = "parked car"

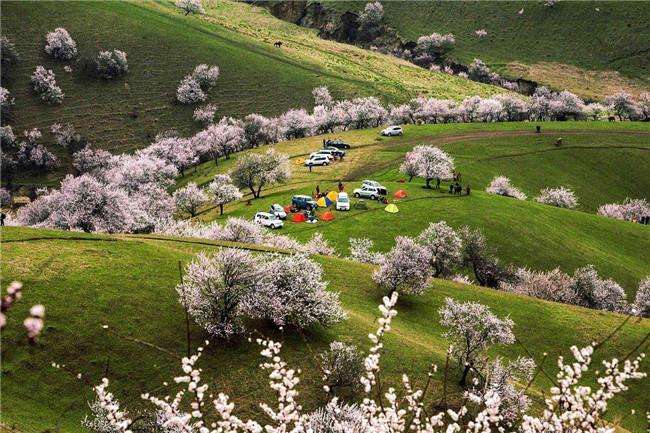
[310,149,337,159]
[254,212,284,229]
[269,203,287,220]
[353,186,381,200]
[336,192,350,211]
[324,138,351,149]
[381,125,403,136]
[324,146,346,158]
[304,154,330,166]
[362,180,387,195]
[292,195,317,210]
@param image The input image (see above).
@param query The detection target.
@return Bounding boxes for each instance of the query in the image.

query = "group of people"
[449,182,470,196]
[314,182,345,199]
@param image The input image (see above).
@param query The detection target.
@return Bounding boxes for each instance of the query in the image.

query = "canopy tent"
[292,212,307,222]
[384,203,399,213]
[316,196,334,208]
[394,190,407,199]
[326,191,338,201]
[321,211,335,221]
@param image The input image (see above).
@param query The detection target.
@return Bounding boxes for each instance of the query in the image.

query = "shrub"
[250,254,347,329]
[176,76,206,104]
[44,27,77,60]
[0,86,15,119]
[535,186,578,209]
[30,66,64,105]
[320,341,364,395]
[486,175,527,200]
[92,50,129,79]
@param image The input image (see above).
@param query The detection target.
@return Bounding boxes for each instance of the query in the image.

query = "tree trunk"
[219,204,224,215]
[459,364,471,387]
[425,178,431,188]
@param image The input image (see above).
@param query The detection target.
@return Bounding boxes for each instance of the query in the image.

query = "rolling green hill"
[177,121,650,294]
[0,0,501,183]
[323,1,650,99]
[1,226,648,432]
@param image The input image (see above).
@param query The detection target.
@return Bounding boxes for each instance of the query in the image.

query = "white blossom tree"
[598,198,649,222]
[177,249,263,339]
[372,236,431,295]
[44,28,77,60]
[634,277,650,317]
[206,174,242,215]
[92,50,128,79]
[348,237,383,264]
[312,86,333,107]
[416,221,463,277]
[30,66,64,104]
[605,90,638,121]
[231,149,290,198]
[402,145,454,188]
[572,265,628,312]
[173,182,208,217]
[193,103,218,125]
[176,0,205,15]
[535,186,578,209]
[249,254,346,329]
[439,297,515,386]
[486,176,527,200]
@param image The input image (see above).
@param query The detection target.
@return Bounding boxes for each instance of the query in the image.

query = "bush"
[320,341,364,394]
[30,66,64,105]
[44,27,77,60]
[92,50,129,79]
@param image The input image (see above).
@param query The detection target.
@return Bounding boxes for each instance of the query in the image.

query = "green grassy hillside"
[0,0,500,182]
[2,226,648,432]
[178,121,650,293]
[324,1,650,99]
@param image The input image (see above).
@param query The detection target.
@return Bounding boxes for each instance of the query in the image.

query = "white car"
[269,204,287,220]
[336,192,350,211]
[353,186,381,200]
[362,180,387,195]
[254,212,284,229]
[381,125,403,136]
[309,149,336,159]
[304,154,330,166]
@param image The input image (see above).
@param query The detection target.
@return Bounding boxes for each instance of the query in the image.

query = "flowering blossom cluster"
[474,29,488,38]
[1,281,46,343]
[93,49,129,79]
[178,249,346,338]
[176,0,205,15]
[372,236,432,295]
[400,145,455,188]
[598,198,649,222]
[44,27,77,60]
[84,290,646,433]
[14,128,59,170]
[535,186,578,209]
[320,341,364,394]
[177,64,220,104]
[633,277,650,317]
[486,176,527,200]
[415,32,456,65]
[358,1,384,28]
[348,237,384,265]
[30,66,64,104]
[500,264,629,313]
[173,182,208,217]
[1,86,14,117]
[193,103,218,125]
[206,173,243,215]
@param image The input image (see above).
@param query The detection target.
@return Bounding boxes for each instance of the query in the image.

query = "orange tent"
[292,213,307,222]
[321,211,335,221]
[394,190,408,199]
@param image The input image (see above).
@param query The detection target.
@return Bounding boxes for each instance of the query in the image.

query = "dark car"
[291,194,317,211]
[324,138,351,149]
[323,146,346,158]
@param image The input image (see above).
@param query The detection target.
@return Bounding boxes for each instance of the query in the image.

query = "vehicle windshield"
[338,197,348,203]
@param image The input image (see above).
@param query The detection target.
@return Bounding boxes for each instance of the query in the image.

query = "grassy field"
[2,226,648,433]
[1,0,501,183]
[324,1,650,99]
[177,121,650,293]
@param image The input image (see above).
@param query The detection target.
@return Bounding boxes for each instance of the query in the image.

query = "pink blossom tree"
[206,174,242,215]
[416,220,463,277]
[605,90,638,121]
[439,297,515,386]
[173,182,208,217]
[403,145,455,188]
[31,66,64,104]
[312,86,333,107]
[372,236,431,295]
[231,149,290,198]
[535,186,578,209]
[44,28,77,60]
[634,277,650,317]
[486,176,527,200]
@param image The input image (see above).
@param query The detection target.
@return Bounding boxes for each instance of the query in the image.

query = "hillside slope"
[179,121,650,293]
[1,226,648,432]
[0,0,499,176]
[324,1,650,99]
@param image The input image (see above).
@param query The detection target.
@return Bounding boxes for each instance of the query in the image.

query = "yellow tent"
[326,190,338,201]
[384,203,399,213]
[316,196,334,207]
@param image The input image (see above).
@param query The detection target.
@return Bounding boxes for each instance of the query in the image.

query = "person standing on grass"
[338,181,344,192]
[536,125,541,133]
[316,184,320,196]
[465,185,471,196]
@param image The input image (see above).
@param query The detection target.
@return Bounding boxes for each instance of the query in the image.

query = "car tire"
[370,195,376,200]
[354,193,360,198]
